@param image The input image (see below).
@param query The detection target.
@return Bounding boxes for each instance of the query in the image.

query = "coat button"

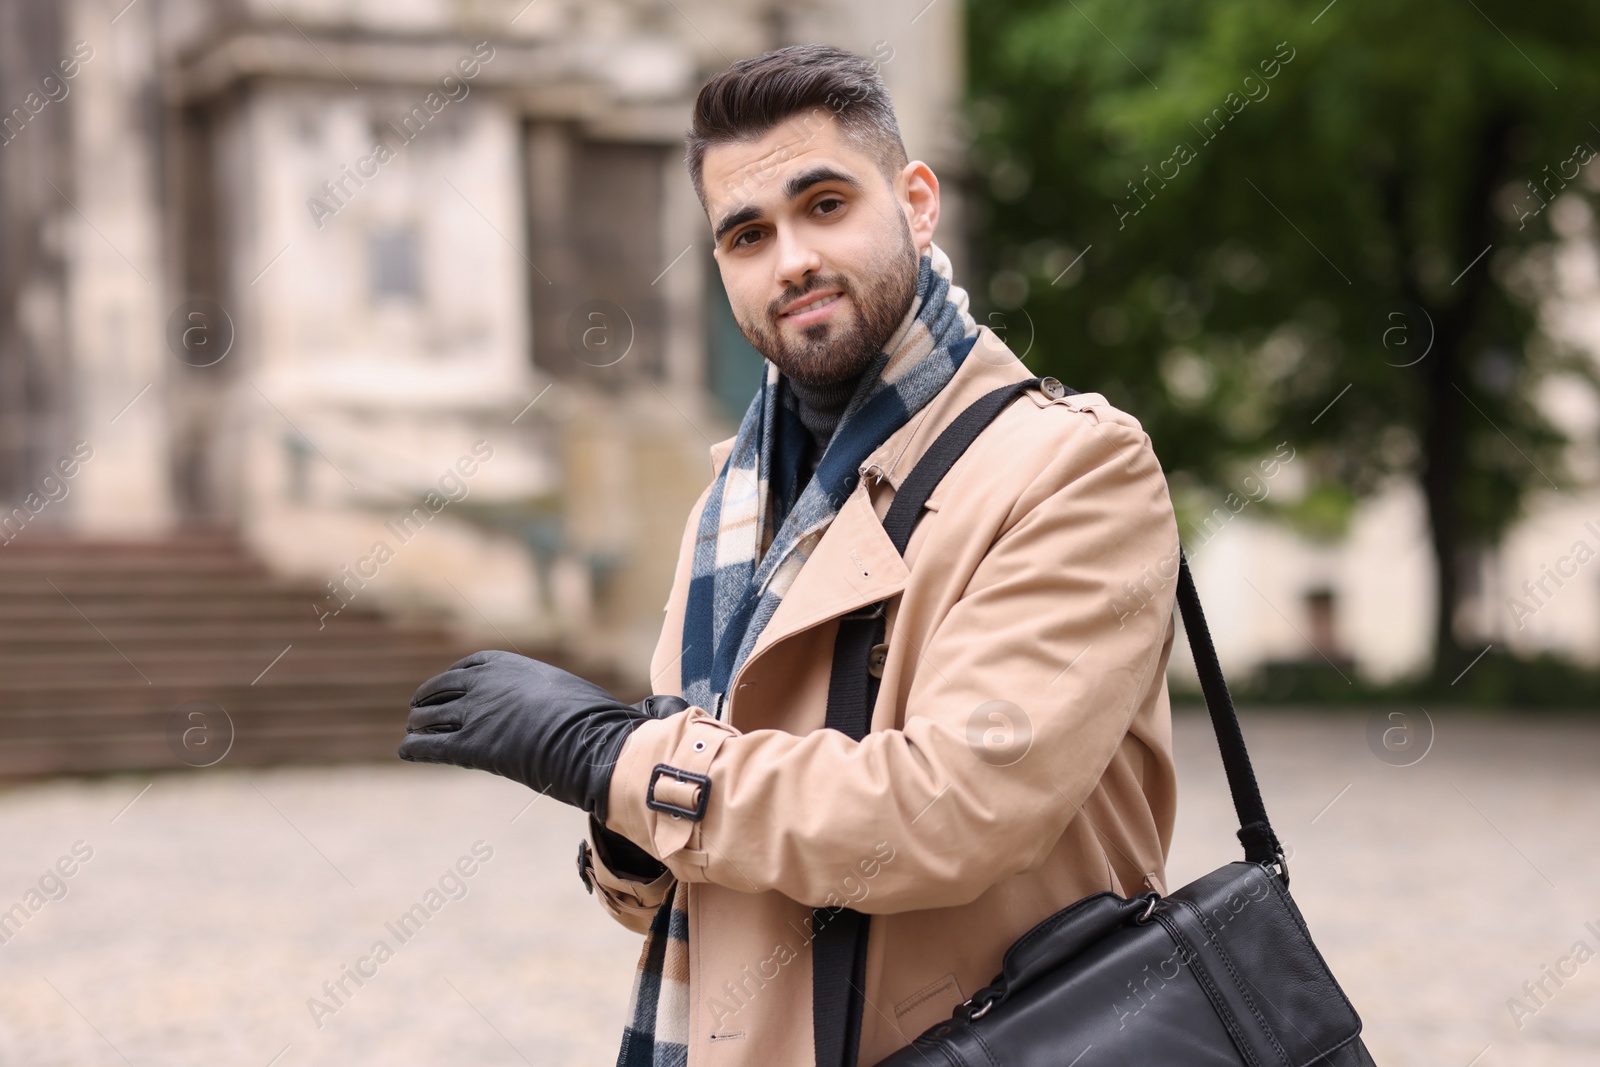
[868,643,888,679]
[1040,376,1066,399]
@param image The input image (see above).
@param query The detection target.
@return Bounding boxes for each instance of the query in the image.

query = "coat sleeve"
[582,819,678,934]
[603,410,1180,914]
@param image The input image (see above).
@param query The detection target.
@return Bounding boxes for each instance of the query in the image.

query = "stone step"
[0,647,467,685]
[0,534,503,777]
[0,721,409,777]
[0,634,459,662]
[0,576,344,600]
[0,695,411,734]
[0,673,438,708]
[0,619,450,648]
[0,600,385,623]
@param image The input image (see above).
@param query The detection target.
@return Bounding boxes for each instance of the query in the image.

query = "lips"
[780,290,846,326]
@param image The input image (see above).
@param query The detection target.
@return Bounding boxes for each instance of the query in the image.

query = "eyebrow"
[712,166,864,245]
[713,205,762,245]
[782,165,862,202]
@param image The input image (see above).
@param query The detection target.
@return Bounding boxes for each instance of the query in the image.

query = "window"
[368,227,421,302]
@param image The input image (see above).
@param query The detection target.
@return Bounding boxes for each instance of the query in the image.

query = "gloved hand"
[633,694,690,721]
[399,650,686,824]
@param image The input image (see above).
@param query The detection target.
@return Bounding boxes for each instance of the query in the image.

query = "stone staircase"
[0,531,513,777]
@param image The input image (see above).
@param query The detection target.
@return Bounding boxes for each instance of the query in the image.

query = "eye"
[732,228,764,248]
[813,196,845,216]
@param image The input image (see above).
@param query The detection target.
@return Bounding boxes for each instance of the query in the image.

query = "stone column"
[60,0,173,535]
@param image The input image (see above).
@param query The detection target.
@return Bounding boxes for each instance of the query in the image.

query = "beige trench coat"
[590,326,1181,1065]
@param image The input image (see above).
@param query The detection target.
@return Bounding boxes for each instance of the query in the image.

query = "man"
[401,44,1179,1067]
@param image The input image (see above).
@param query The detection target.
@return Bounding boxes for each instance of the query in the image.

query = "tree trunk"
[1420,326,1466,683]
[1411,113,1516,686]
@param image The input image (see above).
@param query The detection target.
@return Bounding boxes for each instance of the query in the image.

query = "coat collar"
[704,326,1034,690]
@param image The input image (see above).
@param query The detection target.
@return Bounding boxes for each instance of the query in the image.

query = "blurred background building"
[3,0,1600,781]
[0,0,967,773]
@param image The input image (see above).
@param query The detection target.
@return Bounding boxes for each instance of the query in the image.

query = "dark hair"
[685,44,908,208]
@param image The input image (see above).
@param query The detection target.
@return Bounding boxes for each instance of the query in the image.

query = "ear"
[899,161,940,253]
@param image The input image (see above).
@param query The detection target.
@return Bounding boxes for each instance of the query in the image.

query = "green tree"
[966,0,1600,682]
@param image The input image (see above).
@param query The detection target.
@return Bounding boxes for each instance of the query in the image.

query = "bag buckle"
[960,990,1001,1021]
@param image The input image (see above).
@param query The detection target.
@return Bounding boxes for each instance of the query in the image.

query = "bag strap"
[812,376,1283,1066]
[871,375,1284,865]
[1175,555,1284,869]
[813,377,1044,1067]
[817,377,1049,750]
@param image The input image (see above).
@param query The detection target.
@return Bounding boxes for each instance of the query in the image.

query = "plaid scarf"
[615,244,976,1067]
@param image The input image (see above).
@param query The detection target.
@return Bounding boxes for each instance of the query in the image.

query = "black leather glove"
[401,650,684,823]
[633,694,689,721]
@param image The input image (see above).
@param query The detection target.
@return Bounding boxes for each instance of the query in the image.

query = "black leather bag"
[812,377,1376,1067]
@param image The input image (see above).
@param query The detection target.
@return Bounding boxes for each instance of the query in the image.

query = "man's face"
[702,114,936,387]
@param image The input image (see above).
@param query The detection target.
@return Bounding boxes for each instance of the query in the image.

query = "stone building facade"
[0,0,969,679]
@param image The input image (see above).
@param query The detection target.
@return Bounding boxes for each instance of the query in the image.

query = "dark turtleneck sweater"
[787,370,864,482]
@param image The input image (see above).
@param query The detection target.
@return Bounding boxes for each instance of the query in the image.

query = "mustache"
[767,275,851,321]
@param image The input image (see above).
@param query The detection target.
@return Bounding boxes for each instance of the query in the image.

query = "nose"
[773,225,822,294]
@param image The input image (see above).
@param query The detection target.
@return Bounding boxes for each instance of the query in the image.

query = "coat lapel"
[750,482,911,657]
[725,326,1032,683]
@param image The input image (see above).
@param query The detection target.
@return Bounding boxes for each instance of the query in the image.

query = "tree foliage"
[966,0,1600,677]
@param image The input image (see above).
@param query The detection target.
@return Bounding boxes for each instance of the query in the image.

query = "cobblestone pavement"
[0,711,1594,1066]
[1166,710,1600,1067]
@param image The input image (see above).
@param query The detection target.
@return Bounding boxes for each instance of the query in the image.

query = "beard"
[732,221,920,388]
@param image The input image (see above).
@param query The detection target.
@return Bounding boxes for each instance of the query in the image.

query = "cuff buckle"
[646,763,712,822]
